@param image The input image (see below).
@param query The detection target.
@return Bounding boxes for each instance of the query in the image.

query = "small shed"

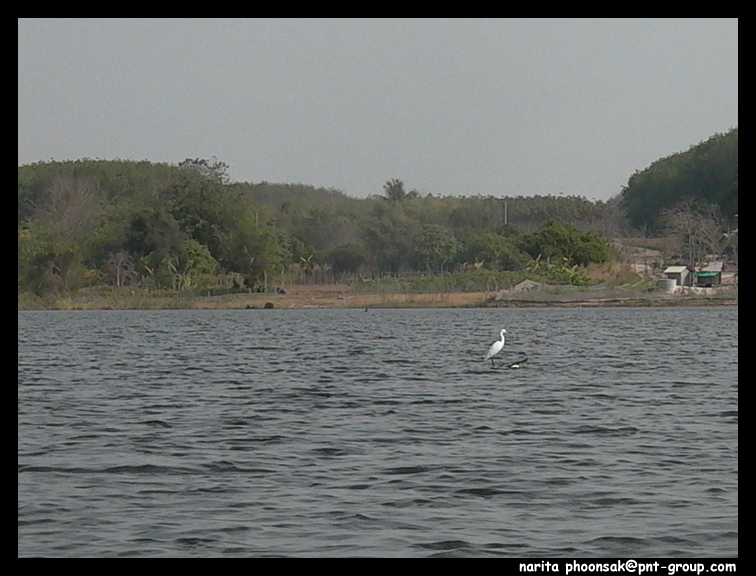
[663,266,691,287]
[694,262,723,287]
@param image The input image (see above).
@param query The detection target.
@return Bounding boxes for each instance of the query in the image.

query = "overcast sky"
[18,18,738,200]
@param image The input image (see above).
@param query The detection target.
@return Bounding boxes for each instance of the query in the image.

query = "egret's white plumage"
[485,329,507,366]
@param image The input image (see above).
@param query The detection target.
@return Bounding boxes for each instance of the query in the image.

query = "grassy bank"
[18,282,738,310]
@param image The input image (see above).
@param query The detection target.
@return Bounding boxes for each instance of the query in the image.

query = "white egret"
[485,329,507,367]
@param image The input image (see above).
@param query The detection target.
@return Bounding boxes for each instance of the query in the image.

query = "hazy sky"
[18,18,738,200]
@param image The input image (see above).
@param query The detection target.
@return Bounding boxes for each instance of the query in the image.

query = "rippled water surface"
[18,308,738,557]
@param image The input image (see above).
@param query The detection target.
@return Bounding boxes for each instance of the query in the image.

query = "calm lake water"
[18,307,738,557]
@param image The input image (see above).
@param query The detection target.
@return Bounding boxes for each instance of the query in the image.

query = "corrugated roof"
[701,262,724,272]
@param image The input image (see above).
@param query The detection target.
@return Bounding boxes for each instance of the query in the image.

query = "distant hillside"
[620,128,738,233]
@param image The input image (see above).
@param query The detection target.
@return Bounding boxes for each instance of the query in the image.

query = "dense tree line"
[18,159,617,296]
[18,127,737,296]
[620,128,738,234]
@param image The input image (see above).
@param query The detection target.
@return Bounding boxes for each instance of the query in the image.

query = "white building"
[663,266,691,287]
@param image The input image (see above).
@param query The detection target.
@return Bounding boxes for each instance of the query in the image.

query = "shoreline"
[18,284,738,310]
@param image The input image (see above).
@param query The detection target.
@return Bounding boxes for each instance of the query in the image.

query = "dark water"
[18,308,738,557]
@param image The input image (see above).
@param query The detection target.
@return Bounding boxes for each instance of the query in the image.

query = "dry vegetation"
[20,278,737,311]
[18,238,737,310]
[23,284,493,310]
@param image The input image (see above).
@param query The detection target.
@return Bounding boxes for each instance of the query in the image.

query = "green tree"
[381,178,418,202]
[18,176,105,294]
[382,178,407,202]
[361,202,418,274]
[323,243,368,274]
[178,156,230,184]
[165,239,219,290]
[461,232,528,271]
[409,224,459,273]
[519,220,610,267]
[216,215,290,290]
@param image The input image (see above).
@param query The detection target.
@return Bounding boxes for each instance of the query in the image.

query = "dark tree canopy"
[620,128,738,233]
